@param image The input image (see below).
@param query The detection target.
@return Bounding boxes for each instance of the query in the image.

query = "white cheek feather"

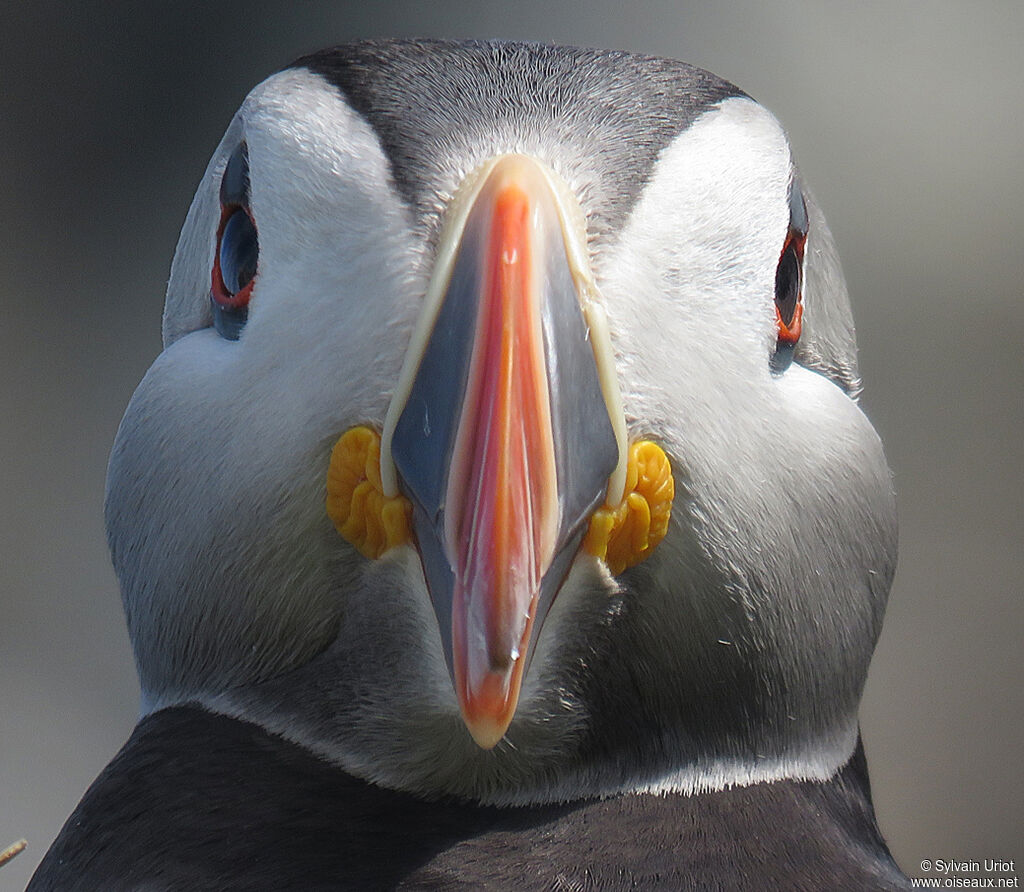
[239,70,427,433]
[117,68,427,707]
[595,98,792,441]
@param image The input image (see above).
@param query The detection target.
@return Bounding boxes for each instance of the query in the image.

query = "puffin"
[30,39,910,890]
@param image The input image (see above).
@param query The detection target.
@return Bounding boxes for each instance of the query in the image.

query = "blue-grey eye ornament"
[211,142,258,340]
[771,175,808,373]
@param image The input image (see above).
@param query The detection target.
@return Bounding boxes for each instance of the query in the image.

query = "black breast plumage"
[30,707,909,891]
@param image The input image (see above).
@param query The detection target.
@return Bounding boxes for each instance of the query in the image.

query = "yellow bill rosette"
[583,440,674,575]
[326,426,412,559]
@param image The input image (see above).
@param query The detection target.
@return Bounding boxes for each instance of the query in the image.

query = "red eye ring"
[211,203,257,311]
[775,299,803,346]
[774,229,806,347]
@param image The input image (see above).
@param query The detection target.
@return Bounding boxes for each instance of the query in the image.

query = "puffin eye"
[771,177,808,373]
[211,142,257,341]
[775,241,801,328]
[219,209,259,294]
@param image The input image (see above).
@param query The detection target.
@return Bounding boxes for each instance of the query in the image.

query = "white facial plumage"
[106,54,896,805]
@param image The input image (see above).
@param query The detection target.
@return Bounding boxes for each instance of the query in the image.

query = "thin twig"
[0,839,27,869]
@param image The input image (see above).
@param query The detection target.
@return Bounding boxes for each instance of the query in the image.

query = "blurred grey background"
[2,1,1021,886]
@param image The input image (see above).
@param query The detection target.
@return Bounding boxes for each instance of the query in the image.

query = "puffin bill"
[328,153,669,748]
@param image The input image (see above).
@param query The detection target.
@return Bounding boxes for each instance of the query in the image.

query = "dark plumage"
[293,40,743,241]
[31,708,907,891]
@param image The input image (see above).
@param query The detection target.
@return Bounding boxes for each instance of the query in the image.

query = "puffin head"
[106,40,896,804]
